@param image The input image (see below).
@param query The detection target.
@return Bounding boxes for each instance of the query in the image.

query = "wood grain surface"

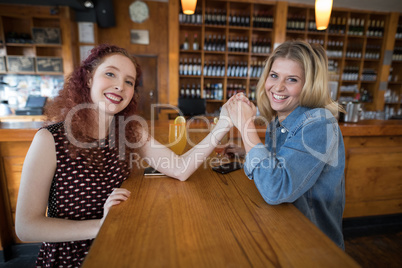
[83,161,359,267]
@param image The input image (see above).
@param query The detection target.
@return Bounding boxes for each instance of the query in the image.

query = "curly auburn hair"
[44,44,143,164]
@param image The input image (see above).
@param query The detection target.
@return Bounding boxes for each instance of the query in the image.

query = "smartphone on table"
[212,162,243,174]
[143,167,164,176]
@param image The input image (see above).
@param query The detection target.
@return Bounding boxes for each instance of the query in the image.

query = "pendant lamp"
[315,0,333,30]
[181,0,198,15]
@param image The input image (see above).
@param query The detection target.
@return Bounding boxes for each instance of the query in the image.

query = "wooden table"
[82,130,359,268]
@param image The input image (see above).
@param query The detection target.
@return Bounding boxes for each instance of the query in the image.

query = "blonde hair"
[256,40,343,122]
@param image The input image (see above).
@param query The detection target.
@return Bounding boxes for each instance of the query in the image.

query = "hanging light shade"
[315,0,333,30]
[181,0,197,15]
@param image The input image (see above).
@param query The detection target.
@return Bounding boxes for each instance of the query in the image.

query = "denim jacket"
[244,106,346,249]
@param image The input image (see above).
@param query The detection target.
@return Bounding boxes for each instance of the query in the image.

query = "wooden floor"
[343,214,402,268]
[1,216,402,267]
[345,231,402,268]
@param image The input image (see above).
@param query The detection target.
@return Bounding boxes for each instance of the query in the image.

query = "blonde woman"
[226,40,346,249]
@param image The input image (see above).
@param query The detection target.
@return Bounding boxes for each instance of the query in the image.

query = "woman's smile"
[104,93,123,104]
[272,93,289,101]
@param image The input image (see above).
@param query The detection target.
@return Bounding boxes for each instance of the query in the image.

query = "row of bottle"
[327,17,347,34]
[345,43,363,58]
[228,12,251,27]
[307,38,325,46]
[326,40,344,58]
[396,24,402,39]
[180,84,201,99]
[204,83,223,100]
[179,59,265,78]
[307,20,321,32]
[328,60,339,73]
[204,9,227,26]
[364,44,381,60]
[342,66,360,81]
[228,36,249,52]
[180,9,386,38]
[203,35,271,54]
[203,61,225,77]
[204,35,225,52]
[181,33,200,51]
[179,8,274,29]
[384,89,400,104]
[286,16,306,31]
[179,9,203,25]
[227,61,248,77]
[227,83,247,98]
[392,46,402,61]
[361,69,377,82]
[252,12,274,29]
[205,10,251,27]
[179,58,202,76]
[179,83,259,102]
[347,18,366,36]
[200,61,249,77]
[388,68,399,82]
[366,20,385,37]
[251,38,271,54]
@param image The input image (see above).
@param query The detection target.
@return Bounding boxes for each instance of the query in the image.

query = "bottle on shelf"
[368,20,385,37]
[229,11,249,27]
[205,8,226,26]
[185,84,191,98]
[204,34,226,52]
[326,40,343,58]
[179,57,202,76]
[396,23,402,39]
[250,61,264,78]
[361,68,377,82]
[252,38,271,54]
[204,83,223,100]
[180,84,186,98]
[188,58,193,75]
[342,66,359,81]
[345,43,362,58]
[364,44,380,60]
[253,11,274,29]
[196,84,201,98]
[193,34,199,51]
[308,19,317,32]
[249,84,256,101]
[182,33,189,50]
[286,15,305,31]
[182,58,188,75]
[179,8,202,25]
[392,46,402,61]
[348,17,364,36]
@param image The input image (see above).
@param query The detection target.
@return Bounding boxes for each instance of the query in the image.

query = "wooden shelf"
[178,0,275,110]
[0,4,74,77]
[175,1,400,113]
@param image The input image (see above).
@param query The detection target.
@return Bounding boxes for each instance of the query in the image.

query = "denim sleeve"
[244,116,340,205]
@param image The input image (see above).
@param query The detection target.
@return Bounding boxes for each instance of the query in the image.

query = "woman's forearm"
[175,118,231,180]
[240,121,262,153]
[16,214,101,243]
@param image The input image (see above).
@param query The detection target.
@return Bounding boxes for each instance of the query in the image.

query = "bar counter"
[83,156,358,267]
[0,118,402,258]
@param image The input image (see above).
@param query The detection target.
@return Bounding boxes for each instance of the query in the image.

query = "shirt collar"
[275,106,311,131]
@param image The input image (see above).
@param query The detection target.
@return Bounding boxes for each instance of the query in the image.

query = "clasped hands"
[219,92,257,158]
[221,92,257,132]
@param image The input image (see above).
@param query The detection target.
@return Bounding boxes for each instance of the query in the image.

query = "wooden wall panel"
[344,145,402,218]
[97,0,170,105]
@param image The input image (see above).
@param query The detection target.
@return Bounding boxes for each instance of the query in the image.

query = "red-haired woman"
[15,44,232,267]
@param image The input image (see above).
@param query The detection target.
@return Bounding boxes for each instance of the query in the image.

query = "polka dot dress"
[35,122,131,268]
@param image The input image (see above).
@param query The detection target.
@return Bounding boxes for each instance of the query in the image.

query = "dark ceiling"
[0,0,116,26]
[0,0,91,10]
